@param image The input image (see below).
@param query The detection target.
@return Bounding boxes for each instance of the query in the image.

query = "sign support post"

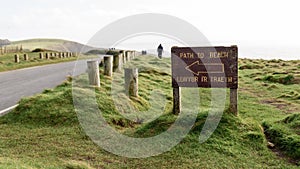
[173,87,181,115]
[230,88,238,115]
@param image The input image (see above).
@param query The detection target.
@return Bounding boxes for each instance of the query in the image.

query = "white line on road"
[0,104,19,116]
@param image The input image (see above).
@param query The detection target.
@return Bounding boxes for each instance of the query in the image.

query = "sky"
[1,0,300,59]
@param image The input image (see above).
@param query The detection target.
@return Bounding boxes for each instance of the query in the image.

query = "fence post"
[104,55,113,76]
[87,61,100,87]
[14,54,19,63]
[113,54,122,72]
[24,53,29,61]
[126,51,131,61]
[45,53,49,59]
[39,53,44,59]
[124,68,138,97]
[131,51,135,59]
[122,51,126,64]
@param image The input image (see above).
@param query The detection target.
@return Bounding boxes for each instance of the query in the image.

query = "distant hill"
[0,39,11,47]
[8,38,102,53]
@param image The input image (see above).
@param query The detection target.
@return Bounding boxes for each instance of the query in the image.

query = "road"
[0,59,98,115]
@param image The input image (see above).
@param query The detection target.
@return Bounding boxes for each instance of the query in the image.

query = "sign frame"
[171,46,238,115]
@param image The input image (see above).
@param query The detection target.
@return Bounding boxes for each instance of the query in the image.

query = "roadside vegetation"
[0,56,299,168]
[0,52,79,72]
[0,38,106,72]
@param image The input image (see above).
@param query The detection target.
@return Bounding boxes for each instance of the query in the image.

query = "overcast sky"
[1,0,299,59]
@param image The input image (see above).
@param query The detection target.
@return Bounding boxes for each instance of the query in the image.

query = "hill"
[0,39,10,46]
[0,56,299,168]
[8,38,100,53]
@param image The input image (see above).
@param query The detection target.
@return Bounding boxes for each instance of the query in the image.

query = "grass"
[0,56,299,168]
[238,58,300,162]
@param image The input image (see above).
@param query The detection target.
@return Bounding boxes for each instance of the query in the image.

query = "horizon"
[1,0,299,60]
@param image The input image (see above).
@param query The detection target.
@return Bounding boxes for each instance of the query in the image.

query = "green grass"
[238,58,300,162]
[0,56,299,168]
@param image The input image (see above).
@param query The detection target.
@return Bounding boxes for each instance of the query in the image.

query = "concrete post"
[24,54,29,61]
[122,51,126,64]
[104,55,113,76]
[131,51,135,59]
[124,68,138,97]
[87,61,100,87]
[126,51,131,61]
[113,54,122,72]
[39,53,44,59]
[15,54,19,63]
[45,53,49,59]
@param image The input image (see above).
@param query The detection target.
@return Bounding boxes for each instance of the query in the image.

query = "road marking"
[0,104,19,116]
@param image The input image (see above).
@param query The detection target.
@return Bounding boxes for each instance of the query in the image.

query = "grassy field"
[0,56,299,168]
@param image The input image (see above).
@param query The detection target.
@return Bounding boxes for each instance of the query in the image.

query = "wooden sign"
[171,46,238,115]
[171,46,238,89]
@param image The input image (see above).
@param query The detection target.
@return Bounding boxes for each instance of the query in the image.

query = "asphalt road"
[0,59,98,115]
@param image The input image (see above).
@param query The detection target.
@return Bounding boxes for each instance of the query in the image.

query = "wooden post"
[131,51,135,59]
[125,51,130,61]
[122,51,126,64]
[230,89,238,115]
[104,56,113,76]
[24,54,29,61]
[119,53,123,67]
[87,61,100,87]
[45,53,49,59]
[124,68,138,97]
[39,53,44,59]
[14,54,19,63]
[113,54,122,72]
[173,87,181,115]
